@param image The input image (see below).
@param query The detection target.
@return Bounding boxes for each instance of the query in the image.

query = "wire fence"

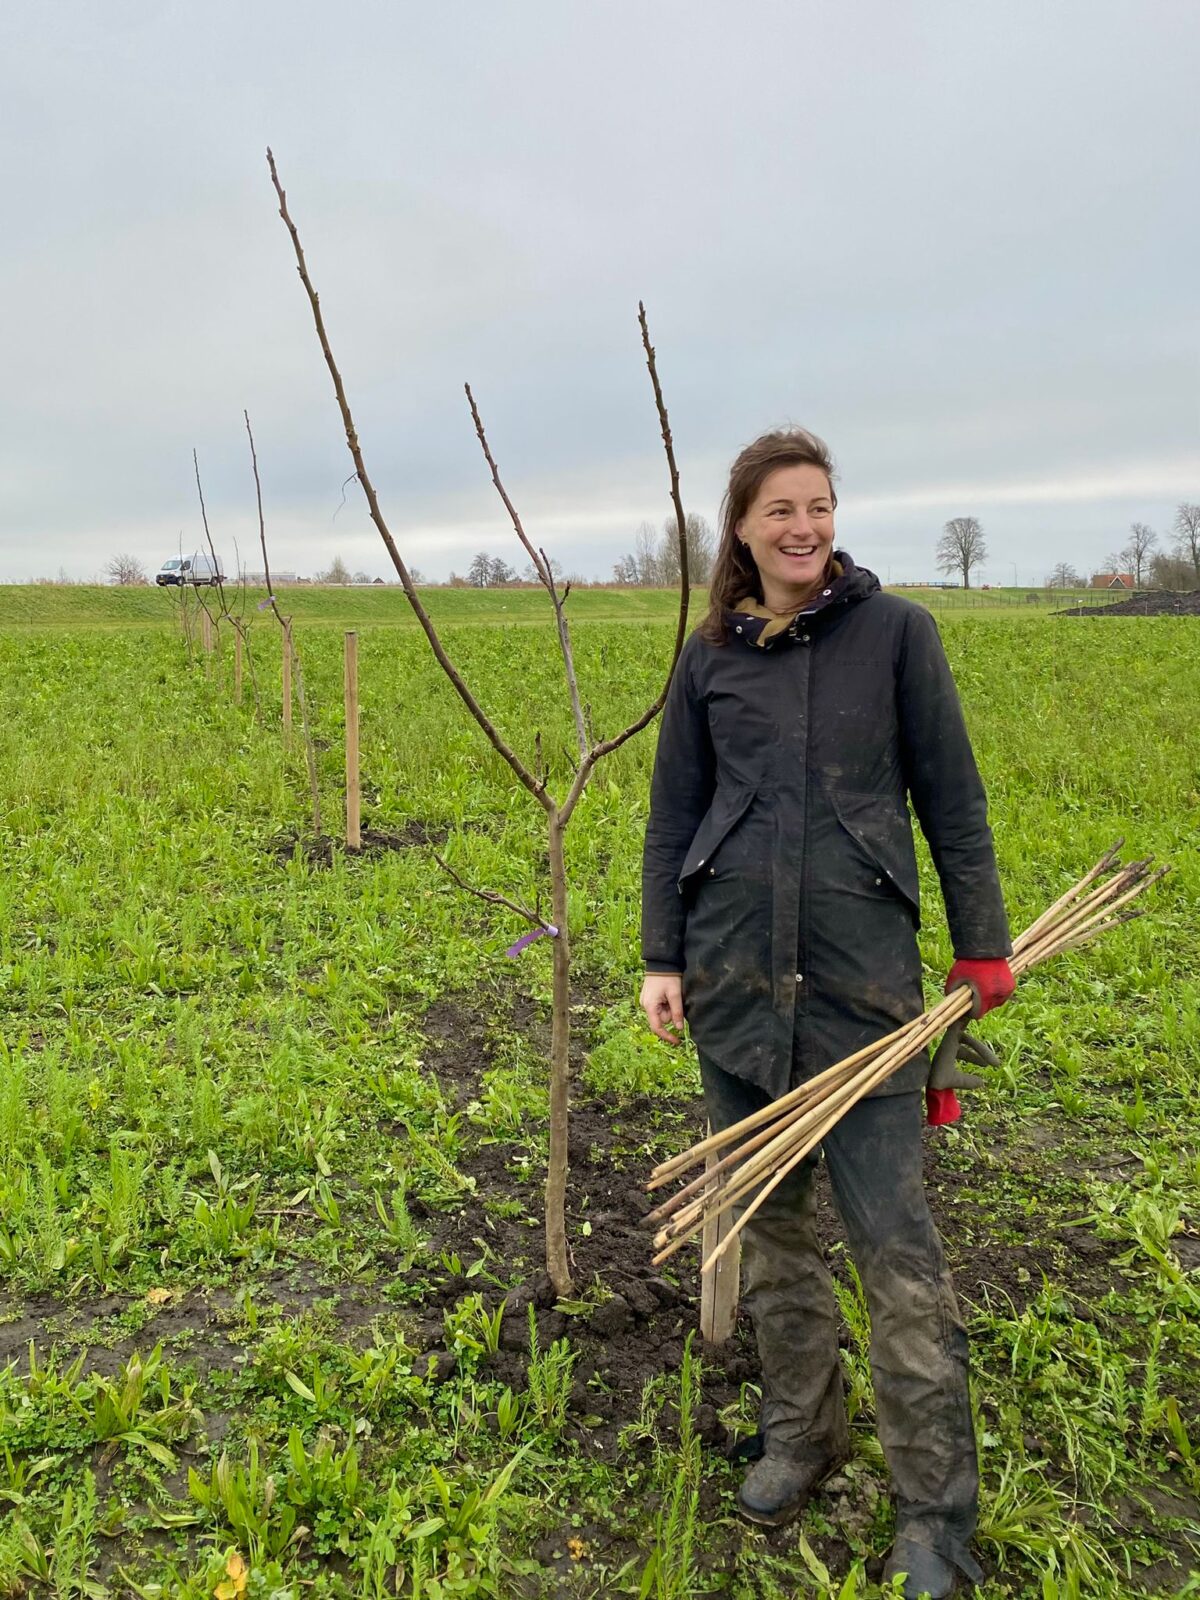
[900,587,1124,613]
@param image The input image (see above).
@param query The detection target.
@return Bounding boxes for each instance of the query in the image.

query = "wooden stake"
[234,631,244,705]
[201,608,214,668]
[344,631,360,849]
[282,627,293,736]
[699,1132,741,1344]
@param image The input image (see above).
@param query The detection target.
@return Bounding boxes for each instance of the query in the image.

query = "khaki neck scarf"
[732,559,844,645]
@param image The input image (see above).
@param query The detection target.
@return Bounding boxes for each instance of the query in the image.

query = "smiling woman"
[639,424,1015,1598]
[700,429,840,641]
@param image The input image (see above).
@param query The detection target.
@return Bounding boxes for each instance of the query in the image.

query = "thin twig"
[557,303,692,824]
[465,383,588,760]
[430,850,549,932]
[245,410,322,833]
[266,149,550,811]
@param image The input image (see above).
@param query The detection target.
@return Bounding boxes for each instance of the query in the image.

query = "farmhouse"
[1090,571,1135,590]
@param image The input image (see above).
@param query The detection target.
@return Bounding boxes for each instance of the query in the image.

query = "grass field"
[0,587,1196,1598]
[0,582,1122,630]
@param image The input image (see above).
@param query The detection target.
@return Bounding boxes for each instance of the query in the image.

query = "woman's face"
[736,463,836,605]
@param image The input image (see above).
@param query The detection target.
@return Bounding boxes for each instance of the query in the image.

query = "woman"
[640,429,1013,1600]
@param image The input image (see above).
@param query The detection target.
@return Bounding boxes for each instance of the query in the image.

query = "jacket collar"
[728,551,881,648]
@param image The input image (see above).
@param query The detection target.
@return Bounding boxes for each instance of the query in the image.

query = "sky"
[1,0,1197,587]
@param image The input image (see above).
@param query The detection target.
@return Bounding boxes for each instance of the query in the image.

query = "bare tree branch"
[465,382,588,759]
[559,302,691,823]
[430,849,550,931]
[244,410,322,833]
[266,148,549,810]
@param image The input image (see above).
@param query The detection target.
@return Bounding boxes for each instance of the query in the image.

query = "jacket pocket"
[829,790,921,926]
[676,784,758,893]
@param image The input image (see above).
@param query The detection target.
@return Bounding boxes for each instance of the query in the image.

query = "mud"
[1058,589,1200,617]
[267,816,448,867]
[2,988,1194,1593]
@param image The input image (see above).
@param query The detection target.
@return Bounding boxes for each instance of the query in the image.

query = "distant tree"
[467,552,517,588]
[524,557,562,584]
[1046,562,1083,589]
[660,513,716,586]
[633,521,662,585]
[1172,503,1200,582]
[1120,523,1157,588]
[409,567,427,586]
[935,517,986,588]
[615,514,714,586]
[106,553,147,585]
[320,555,353,584]
[351,570,372,585]
[446,570,469,588]
[1148,550,1195,591]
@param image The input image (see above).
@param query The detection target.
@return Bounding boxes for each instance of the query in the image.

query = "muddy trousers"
[701,1056,982,1583]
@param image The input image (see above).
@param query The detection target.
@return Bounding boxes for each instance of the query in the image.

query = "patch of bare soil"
[1058,590,1200,616]
[268,817,448,867]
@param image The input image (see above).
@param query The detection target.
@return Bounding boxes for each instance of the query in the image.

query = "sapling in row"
[267,149,692,1294]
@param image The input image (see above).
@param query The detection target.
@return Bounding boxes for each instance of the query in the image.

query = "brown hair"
[699,427,838,643]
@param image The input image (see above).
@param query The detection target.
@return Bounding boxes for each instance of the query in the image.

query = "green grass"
[0,593,1196,1597]
[0,582,694,629]
[0,581,1119,630]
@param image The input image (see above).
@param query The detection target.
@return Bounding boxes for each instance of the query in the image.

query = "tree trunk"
[545,812,573,1296]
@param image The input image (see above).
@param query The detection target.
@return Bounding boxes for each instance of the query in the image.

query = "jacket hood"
[728,549,881,647]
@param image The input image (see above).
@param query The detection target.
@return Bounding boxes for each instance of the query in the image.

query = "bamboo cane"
[651,855,1122,1194]
[647,1020,922,1188]
[1014,839,1123,948]
[644,1054,863,1226]
[647,843,1165,1267]
[654,990,968,1259]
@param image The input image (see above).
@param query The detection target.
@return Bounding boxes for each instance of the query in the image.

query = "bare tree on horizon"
[935,517,986,589]
[1046,561,1083,589]
[1173,503,1200,582]
[105,553,148,585]
[1121,523,1158,588]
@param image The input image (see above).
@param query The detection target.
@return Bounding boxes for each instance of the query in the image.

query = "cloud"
[1,1,1197,586]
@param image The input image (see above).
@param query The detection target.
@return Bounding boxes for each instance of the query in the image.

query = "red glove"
[926,1087,962,1126]
[945,957,1015,1018]
[927,959,1015,1126]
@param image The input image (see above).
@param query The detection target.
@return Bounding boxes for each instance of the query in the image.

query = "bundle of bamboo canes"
[645,842,1166,1275]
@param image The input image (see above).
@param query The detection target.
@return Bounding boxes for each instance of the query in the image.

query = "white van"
[155,552,225,587]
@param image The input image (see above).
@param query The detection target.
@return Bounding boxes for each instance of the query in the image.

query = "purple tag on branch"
[505,925,559,957]
[257,595,276,611]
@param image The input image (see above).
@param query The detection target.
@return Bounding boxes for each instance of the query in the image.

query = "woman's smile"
[737,462,836,609]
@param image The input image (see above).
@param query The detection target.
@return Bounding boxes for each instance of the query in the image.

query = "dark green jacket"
[641,553,1010,1099]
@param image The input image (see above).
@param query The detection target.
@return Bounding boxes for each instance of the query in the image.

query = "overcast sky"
[2,1,1196,586]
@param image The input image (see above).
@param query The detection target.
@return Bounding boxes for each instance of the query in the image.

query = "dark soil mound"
[1058,589,1200,616]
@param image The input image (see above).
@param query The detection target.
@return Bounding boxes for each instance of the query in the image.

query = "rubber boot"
[883,1535,961,1598]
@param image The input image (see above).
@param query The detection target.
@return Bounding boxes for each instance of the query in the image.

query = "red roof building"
[1090,572,1135,590]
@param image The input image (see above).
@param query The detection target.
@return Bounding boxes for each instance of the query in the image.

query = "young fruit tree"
[267,149,691,1295]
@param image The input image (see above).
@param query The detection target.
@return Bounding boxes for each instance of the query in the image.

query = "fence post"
[344,630,360,849]
[699,1132,741,1344]
[282,625,293,736]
